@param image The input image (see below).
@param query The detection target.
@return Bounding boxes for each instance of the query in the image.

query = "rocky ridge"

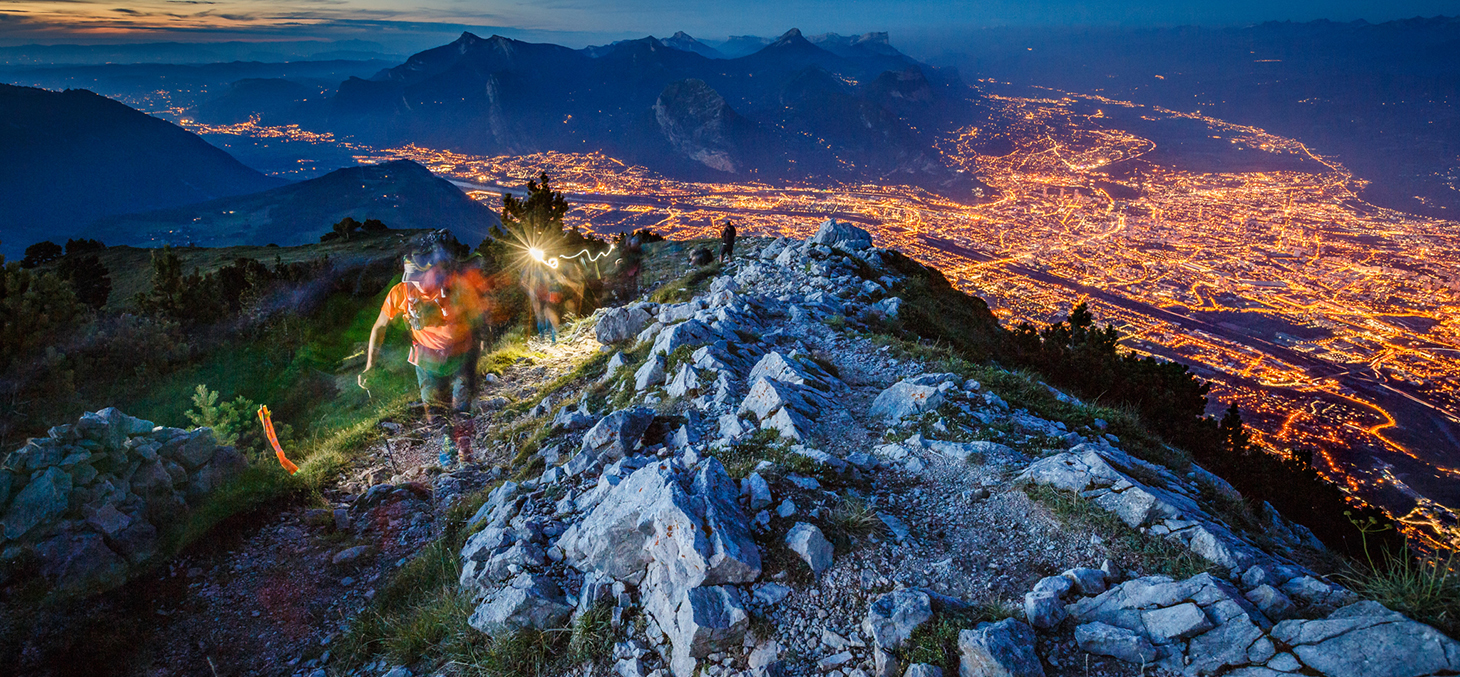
[441,219,1460,677]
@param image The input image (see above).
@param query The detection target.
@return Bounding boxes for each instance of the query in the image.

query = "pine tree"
[57,254,112,309]
[1218,403,1253,457]
[500,172,570,243]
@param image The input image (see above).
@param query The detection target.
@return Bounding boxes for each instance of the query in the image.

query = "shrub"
[184,384,291,460]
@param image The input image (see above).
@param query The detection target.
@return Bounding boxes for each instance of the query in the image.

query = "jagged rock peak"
[772,28,807,45]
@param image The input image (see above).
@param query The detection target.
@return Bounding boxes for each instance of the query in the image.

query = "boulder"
[666,364,703,399]
[557,459,760,592]
[635,355,668,391]
[744,472,772,511]
[958,619,1045,677]
[738,377,815,422]
[863,589,933,651]
[663,585,750,675]
[1061,567,1107,596]
[903,665,942,677]
[651,320,716,356]
[597,307,654,344]
[1186,616,1265,674]
[810,219,874,251]
[3,466,72,540]
[1244,585,1297,621]
[1074,622,1156,664]
[869,381,944,423]
[33,531,127,594]
[1140,602,1213,643]
[580,408,656,461]
[467,573,573,633]
[1269,601,1460,677]
[784,522,832,576]
[1024,590,1065,630]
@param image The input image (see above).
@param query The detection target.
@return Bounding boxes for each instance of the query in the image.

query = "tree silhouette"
[57,254,112,309]
[21,241,63,268]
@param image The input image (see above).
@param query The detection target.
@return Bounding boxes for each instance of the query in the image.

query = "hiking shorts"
[413,343,479,415]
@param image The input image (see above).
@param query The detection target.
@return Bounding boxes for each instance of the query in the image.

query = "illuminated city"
[182,84,1460,549]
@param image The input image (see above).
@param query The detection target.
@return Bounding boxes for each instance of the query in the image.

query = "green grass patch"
[649,261,720,304]
[1336,515,1460,636]
[823,493,887,552]
[900,602,1020,675]
[1024,484,1212,579]
[707,428,817,480]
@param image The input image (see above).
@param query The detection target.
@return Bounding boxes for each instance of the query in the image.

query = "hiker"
[617,233,644,301]
[522,256,562,343]
[720,220,737,263]
[360,234,488,466]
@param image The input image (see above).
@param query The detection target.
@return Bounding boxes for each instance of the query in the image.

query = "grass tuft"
[1024,483,1212,579]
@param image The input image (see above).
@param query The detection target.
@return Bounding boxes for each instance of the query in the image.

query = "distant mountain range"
[0,83,285,256]
[84,160,502,249]
[289,29,996,200]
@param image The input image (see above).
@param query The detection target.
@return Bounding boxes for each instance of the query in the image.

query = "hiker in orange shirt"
[360,235,491,465]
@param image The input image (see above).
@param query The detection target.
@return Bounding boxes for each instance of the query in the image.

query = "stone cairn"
[0,407,246,595]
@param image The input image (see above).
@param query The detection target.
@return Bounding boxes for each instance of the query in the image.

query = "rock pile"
[0,407,246,594]
[1025,567,1460,676]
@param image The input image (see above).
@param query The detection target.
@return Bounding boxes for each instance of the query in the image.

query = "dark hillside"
[0,84,285,257]
[85,160,502,249]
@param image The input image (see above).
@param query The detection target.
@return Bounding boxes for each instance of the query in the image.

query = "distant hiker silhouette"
[720,221,737,263]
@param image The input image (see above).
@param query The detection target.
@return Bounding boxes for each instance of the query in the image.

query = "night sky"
[1,0,1457,51]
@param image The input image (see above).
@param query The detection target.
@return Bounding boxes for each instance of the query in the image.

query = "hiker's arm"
[363,308,392,372]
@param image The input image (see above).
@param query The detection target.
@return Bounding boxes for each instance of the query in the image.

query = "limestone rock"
[557,459,760,592]
[34,531,127,594]
[580,408,656,461]
[1244,585,1297,621]
[863,589,933,652]
[4,466,72,540]
[597,307,653,344]
[467,573,573,633]
[784,522,832,576]
[958,619,1045,677]
[903,664,942,677]
[810,219,874,251]
[744,472,772,511]
[1140,602,1213,643]
[868,380,944,424]
[652,319,716,356]
[636,355,668,391]
[1024,590,1065,630]
[1269,601,1460,677]
[1074,622,1156,665]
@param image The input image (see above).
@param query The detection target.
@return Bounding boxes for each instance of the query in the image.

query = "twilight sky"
[1,0,1456,50]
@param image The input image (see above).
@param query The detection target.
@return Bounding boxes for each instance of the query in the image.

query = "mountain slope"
[0,84,285,256]
[314,29,994,201]
[84,160,501,248]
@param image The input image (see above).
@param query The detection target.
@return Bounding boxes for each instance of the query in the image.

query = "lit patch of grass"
[1024,484,1212,579]
[649,261,720,304]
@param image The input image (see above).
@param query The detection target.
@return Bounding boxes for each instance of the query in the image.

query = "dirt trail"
[11,326,604,677]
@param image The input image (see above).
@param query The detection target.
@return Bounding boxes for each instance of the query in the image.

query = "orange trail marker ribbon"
[257,405,298,475]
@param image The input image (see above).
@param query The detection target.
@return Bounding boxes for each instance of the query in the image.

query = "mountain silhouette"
[85,160,502,248]
[0,84,284,256]
[312,29,995,201]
